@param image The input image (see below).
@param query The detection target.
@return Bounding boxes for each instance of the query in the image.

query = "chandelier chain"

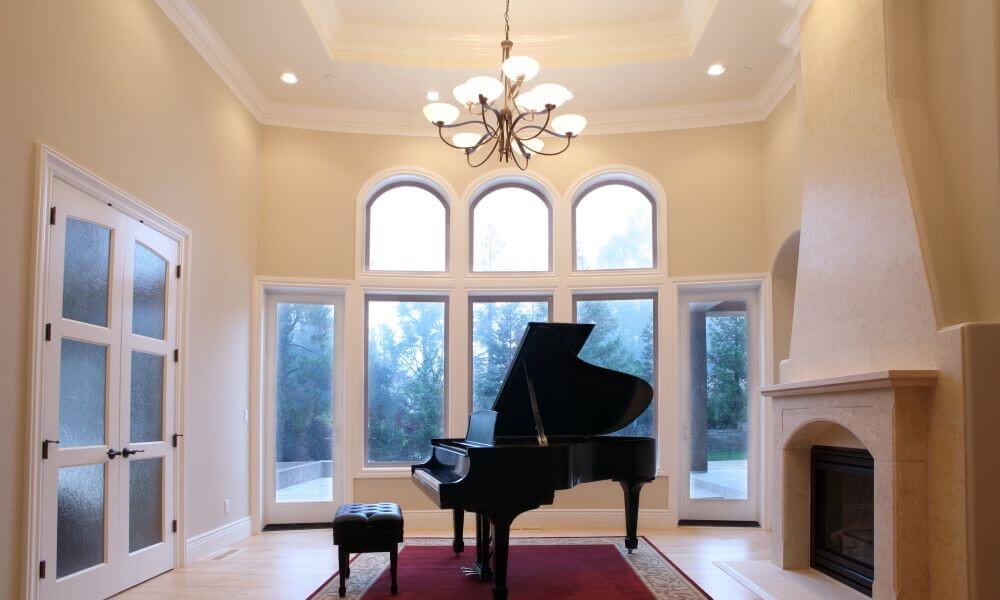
[504,0,510,41]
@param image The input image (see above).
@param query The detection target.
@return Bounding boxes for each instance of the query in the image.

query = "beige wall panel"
[258,124,768,279]
[762,86,803,268]
[0,1,261,596]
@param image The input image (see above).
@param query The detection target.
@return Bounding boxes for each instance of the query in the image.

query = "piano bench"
[332,502,404,597]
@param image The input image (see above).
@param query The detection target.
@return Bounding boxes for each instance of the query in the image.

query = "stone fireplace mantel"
[761,370,938,599]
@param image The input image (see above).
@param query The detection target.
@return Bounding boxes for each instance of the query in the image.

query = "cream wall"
[762,86,803,269]
[0,1,261,597]
[259,123,768,279]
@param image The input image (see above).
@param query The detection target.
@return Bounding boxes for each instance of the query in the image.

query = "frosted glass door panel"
[59,339,107,447]
[129,458,163,553]
[57,463,106,578]
[132,242,167,339]
[130,352,164,443]
[62,218,111,327]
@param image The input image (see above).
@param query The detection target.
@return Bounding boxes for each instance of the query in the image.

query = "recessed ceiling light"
[426,90,440,101]
[707,64,727,77]
[280,72,299,85]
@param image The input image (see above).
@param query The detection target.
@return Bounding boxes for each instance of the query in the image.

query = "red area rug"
[310,537,711,599]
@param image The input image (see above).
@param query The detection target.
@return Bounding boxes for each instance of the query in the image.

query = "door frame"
[675,279,768,524]
[262,290,347,524]
[25,145,192,599]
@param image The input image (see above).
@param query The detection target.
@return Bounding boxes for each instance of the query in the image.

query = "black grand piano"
[411,322,656,599]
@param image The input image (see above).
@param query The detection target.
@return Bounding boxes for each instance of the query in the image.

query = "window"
[574,182,655,270]
[574,294,656,437]
[470,297,551,411]
[471,185,550,272]
[273,301,335,503]
[366,297,447,464]
[367,184,447,271]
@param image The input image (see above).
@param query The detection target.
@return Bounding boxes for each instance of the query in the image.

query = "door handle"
[122,447,146,458]
[107,448,122,460]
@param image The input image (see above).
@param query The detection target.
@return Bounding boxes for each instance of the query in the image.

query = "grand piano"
[411,322,656,599]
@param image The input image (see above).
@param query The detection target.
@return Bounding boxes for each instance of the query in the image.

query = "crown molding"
[157,0,799,137]
[300,0,718,68]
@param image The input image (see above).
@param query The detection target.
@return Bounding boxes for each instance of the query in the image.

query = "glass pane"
[130,351,164,443]
[274,303,335,503]
[57,463,105,578]
[471,300,549,411]
[368,186,446,271]
[129,458,163,552]
[60,339,107,447]
[575,297,655,437]
[687,300,749,500]
[366,299,445,463]
[62,218,111,327]
[575,184,653,270]
[472,187,549,272]
[132,242,167,339]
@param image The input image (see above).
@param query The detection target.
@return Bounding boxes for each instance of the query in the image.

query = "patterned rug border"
[308,536,713,600]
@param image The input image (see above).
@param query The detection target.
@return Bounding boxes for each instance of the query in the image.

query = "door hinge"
[172,519,178,533]
[172,433,183,448]
[39,560,46,579]
[44,323,51,341]
[173,349,179,363]
[176,264,181,279]
[49,206,56,225]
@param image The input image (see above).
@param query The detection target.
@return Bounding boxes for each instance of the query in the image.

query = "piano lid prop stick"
[523,363,549,447]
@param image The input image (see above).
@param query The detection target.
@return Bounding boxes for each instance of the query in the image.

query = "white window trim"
[571,173,660,273]
[468,175,555,274]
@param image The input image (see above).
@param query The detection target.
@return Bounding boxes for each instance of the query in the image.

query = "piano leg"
[619,477,654,554]
[489,513,514,600]
[452,508,465,555]
[475,512,493,580]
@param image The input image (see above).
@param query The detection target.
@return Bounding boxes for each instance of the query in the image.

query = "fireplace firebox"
[811,445,875,596]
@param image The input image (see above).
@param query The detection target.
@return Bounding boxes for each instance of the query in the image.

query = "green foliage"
[366,301,446,463]
[275,303,334,463]
[577,298,655,437]
[471,301,549,411]
[705,314,748,430]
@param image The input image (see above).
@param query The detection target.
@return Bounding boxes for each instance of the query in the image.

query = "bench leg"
[390,544,399,595]
[338,547,348,597]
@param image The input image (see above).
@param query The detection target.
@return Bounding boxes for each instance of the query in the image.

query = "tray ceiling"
[156,0,802,135]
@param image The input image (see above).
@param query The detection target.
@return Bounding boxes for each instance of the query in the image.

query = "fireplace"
[812,445,875,596]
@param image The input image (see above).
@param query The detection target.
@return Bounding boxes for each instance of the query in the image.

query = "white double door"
[39,179,178,599]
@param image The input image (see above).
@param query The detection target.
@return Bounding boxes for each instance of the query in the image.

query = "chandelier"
[421,0,587,170]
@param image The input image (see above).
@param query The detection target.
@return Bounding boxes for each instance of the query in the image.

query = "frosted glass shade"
[515,91,546,112]
[530,83,573,107]
[465,76,505,102]
[521,138,544,154]
[452,132,482,148]
[501,56,540,82]
[453,83,479,106]
[423,102,460,124]
[552,114,587,136]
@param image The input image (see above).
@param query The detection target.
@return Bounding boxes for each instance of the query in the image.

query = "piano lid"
[491,322,654,439]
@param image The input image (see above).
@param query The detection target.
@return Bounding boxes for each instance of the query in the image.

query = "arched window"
[367,183,448,272]
[573,181,655,270]
[471,184,550,272]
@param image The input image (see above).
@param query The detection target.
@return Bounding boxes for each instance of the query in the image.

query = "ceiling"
[157,0,801,135]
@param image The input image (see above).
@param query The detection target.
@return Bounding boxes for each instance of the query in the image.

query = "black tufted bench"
[332,502,404,597]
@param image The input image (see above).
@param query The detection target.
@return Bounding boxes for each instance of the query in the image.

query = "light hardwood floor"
[117,527,768,599]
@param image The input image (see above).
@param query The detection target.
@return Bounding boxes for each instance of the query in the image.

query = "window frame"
[468,182,554,274]
[572,291,659,438]
[571,178,658,273]
[363,293,450,467]
[467,294,554,413]
[365,180,451,274]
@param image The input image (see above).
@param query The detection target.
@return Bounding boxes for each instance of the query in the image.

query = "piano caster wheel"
[627,548,634,555]
[338,584,346,597]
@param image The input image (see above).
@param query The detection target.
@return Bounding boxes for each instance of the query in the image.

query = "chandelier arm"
[436,125,497,151]
[513,131,574,157]
[467,138,501,168]
[512,109,553,140]
[510,142,529,171]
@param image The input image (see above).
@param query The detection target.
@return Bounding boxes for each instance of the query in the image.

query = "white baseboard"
[185,516,252,564]
[403,508,675,532]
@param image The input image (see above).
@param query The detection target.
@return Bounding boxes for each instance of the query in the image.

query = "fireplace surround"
[762,370,937,600]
